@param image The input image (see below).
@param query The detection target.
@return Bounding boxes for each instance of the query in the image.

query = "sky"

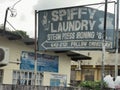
[0,0,118,38]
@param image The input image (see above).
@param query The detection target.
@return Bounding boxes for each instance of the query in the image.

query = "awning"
[22,38,35,45]
[55,51,91,61]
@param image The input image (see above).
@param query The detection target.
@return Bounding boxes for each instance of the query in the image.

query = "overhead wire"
[6,20,24,39]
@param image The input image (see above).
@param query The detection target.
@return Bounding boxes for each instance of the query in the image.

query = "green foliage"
[79,81,108,90]
[11,30,29,38]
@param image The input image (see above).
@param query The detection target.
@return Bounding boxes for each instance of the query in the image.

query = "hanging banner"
[38,6,115,51]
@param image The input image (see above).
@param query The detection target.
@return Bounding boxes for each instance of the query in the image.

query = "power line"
[6,20,24,39]
[96,0,116,9]
[12,0,22,9]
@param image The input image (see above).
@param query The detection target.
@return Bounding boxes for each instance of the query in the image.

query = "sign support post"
[115,0,119,78]
[34,10,38,86]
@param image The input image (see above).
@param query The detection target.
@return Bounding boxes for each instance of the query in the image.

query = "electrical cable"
[6,20,24,39]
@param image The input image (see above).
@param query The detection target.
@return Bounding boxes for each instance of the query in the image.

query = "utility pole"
[101,0,108,89]
[3,7,9,31]
[115,0,119,78]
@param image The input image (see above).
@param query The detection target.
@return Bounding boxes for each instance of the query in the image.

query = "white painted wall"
[72,51,120,66]
[42,52,71,86]
[0,36,71,86]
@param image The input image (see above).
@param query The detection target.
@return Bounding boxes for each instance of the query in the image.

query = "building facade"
[1,29,119,86]
[0,32,71,86]
[71,50,120,84]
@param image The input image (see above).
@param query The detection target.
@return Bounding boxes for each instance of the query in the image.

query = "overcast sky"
[0,0,117,38]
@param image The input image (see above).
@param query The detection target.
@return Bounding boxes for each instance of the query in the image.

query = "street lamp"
[3,0,21,30]
[3,7,17,30]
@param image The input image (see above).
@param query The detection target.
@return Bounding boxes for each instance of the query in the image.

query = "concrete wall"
[42,52,71,86]
[71,51,120,81]
[73,51,120,66]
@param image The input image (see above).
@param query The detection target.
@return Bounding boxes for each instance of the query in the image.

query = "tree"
[11,30,29,38]
[0,24,29,38]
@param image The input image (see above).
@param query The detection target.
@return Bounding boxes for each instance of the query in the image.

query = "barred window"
[12,70,43,85]
[83,69,94,81]
[0,69,3,84]
[70,70,76,80]
[104,69,115,77]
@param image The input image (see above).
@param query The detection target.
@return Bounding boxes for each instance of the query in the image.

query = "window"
[0,69,3,84]
[83,69,94,81]
[70,70,76,80]
[104,69,115,77]
[12,70,43,85]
